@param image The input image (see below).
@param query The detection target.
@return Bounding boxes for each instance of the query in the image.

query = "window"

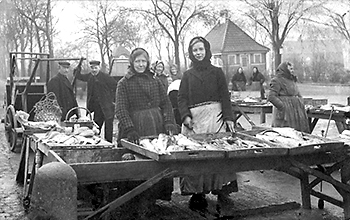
[228,55,235,65]
[254,54,261,63]
[236,54,240,64]
[241,55,248,67]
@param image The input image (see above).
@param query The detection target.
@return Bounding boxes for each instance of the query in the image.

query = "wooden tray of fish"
[121,134,226,161]
[250,127,345,155]
[192,132,288,158]
[121,132,288,160]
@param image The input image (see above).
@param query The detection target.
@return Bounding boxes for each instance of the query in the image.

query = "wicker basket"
[63,106,94,129]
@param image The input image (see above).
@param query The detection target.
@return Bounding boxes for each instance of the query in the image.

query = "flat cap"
[58,61,70,67]
[89,60,101,66]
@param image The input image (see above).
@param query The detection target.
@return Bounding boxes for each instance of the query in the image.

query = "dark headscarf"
[188,36,212,70]
[128,48,150,74]
[276,61,297,82]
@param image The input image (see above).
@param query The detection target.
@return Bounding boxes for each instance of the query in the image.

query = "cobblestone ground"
[0,124,28,220]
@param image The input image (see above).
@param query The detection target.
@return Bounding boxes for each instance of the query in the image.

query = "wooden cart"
[15,130,350,220]
[3,52,85,152]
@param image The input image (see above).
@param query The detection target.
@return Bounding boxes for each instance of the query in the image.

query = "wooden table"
[307,108,350,134]
[17,132,350,220]
[232,102,273,125]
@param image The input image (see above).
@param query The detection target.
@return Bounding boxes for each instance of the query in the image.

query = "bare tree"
[14,0,55,58]
[134,0,210,70]
[243,0,325,71]
[78,1,141,69]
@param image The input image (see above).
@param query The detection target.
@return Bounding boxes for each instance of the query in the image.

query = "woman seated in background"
[231,67,247,91]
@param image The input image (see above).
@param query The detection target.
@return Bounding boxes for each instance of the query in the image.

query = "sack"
[31,92,62,122]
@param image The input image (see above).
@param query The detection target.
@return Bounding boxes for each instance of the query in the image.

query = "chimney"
[218,9,229,25]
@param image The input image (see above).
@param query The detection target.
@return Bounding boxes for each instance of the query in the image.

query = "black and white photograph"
[2,0,350,219]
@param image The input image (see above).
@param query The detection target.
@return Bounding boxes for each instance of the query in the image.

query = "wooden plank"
[83,169,176,220]
[310,189,343,208]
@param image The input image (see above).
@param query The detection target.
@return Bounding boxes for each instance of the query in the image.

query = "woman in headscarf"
[249,66,266,99]
[169,63,183,81]
[231,67,247,91]
[115,48,177,218]
[178,36,237,215]
[152,60,169,90]
[268,61,310,133]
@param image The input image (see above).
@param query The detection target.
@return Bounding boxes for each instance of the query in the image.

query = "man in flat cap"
[47,61,78,121]
[73,59,117,142]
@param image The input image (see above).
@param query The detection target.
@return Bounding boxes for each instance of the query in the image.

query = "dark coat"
[47,73,78,121]
[75,70,117,119]
[178,64,234,123]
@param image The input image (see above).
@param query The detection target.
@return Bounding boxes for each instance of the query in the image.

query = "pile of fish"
[255,127,325,148]
[39,127,102,145]
[139,133,271,154]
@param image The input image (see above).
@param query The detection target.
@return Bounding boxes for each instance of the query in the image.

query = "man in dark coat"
[47,61,78,121]
[74,60,117,142]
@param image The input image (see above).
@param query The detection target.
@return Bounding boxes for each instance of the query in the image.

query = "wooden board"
[121,138,226,161]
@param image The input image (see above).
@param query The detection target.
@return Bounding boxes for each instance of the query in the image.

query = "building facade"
[205,18,270,85]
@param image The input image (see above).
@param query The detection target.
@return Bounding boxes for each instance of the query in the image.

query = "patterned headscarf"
[128,48,150,73]
[188,36,212,70]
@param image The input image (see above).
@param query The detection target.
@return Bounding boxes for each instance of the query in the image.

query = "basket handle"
[65,106,92,121]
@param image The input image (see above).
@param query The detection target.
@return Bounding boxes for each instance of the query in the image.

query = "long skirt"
[272,96,310,133]
[119,107,173,201]
[181,102,237,194]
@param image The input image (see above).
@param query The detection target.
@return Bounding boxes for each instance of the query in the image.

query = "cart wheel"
[4,105,21,152]
[318,198,324,209]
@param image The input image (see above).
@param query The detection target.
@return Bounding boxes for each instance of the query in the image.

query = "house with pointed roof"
[205,17,270,84]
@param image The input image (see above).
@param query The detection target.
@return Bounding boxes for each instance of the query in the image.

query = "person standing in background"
[73,60,117,142]
[268,61,310,133]
[231,67,247,91]
[169,63,183,81]
[152,60,169,90]
[47,61,78,121]
[249,66,266,99]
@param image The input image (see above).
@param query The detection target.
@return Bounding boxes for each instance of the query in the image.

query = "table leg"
[341,163,350,219]
[16,136,27,184]
[300,170,311,209]
[260,111,266,124]
[335,121,346,134]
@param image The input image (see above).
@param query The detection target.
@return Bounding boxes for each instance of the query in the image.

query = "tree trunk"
[174,36,180,72]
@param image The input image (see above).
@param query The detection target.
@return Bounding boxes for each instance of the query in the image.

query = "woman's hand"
[183,116,194,130]
[225,120,235,133]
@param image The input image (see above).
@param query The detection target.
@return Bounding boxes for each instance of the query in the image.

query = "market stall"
[307,104,350,134]
[231,97,272,125]
[16,126,350,219]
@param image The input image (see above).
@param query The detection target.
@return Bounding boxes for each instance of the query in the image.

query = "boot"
[188,193,208,216]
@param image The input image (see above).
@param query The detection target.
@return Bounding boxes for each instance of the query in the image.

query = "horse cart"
[3,52,84,152]
[14,126,350,220]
